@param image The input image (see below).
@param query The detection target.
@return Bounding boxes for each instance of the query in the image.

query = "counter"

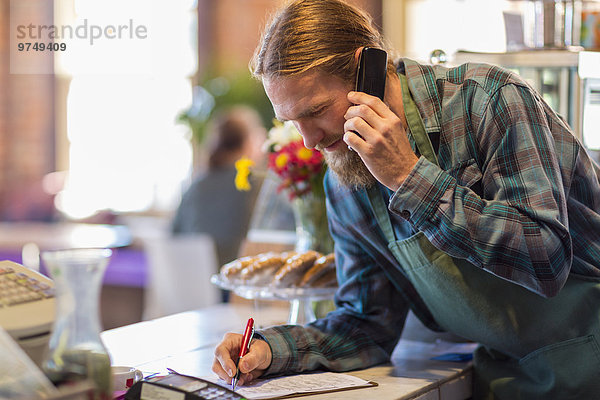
[101,303,473,400]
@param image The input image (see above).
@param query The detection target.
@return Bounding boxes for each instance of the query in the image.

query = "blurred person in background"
[171,106,266,286]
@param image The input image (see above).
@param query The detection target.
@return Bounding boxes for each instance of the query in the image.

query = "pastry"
[309,268,337,287]
[272,250,321,287]
[240,252,285,285]
[220,255,256,280]
[280,251,298,263]
[299,253,335,287]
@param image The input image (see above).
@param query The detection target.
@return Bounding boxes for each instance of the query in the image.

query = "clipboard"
[211,372,378,400]
[125,371,377,400]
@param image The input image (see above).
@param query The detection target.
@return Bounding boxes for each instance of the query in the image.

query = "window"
[54,0,197,219]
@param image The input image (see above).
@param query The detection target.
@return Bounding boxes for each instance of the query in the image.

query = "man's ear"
[353,47,364,64]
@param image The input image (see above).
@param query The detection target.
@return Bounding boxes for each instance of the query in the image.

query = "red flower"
[267,140,326,199]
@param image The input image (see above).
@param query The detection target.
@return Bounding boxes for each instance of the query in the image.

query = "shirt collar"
[397,58,442,134]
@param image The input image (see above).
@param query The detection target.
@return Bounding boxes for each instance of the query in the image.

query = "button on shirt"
[257,58,600,377]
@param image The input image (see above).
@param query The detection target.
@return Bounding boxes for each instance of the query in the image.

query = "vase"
[290,193,335,324]
[41,248,113,399]
[292,193,334,254]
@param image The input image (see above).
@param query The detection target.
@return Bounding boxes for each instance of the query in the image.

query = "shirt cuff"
[389,156,451,227]
[254,327,294,376]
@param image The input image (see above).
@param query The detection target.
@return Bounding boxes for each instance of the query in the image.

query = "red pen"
[231,317,254,391]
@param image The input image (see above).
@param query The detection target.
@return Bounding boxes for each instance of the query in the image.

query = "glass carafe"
[41,248,113,399]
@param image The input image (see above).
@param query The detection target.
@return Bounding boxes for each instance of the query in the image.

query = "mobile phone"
[355,47,388,100]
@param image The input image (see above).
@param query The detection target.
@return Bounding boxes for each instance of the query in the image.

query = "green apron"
[366,75,600,399]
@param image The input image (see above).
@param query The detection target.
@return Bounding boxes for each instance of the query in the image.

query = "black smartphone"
[355,47,388,100]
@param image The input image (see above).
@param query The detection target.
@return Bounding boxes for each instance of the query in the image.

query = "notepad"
[208,372,377,400]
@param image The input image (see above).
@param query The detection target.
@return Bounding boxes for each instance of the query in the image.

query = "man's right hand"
[212,332,273,386]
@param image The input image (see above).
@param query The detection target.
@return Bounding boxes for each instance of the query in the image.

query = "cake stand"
[210,274,337,325]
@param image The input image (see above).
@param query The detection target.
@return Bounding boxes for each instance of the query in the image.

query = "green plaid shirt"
[258,58,600,376]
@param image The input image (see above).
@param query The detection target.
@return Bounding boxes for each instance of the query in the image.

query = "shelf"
[452,48,583,68]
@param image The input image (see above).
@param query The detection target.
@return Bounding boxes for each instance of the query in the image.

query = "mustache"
[315,135,344,151]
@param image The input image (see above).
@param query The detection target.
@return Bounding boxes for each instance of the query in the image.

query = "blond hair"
[250,0,392,82]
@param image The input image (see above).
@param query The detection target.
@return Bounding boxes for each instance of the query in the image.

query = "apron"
[365,74,600,399]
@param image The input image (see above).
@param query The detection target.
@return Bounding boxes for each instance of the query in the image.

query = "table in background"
[0,221,145,329]
[101,303,472,400]
[0,222,132,251]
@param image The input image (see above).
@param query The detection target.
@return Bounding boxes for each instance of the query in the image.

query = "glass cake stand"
[210,274,337,325]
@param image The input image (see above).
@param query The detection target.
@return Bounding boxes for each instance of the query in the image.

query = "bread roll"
[272,250,321,287]
[240,252,285,285]
[280,251,298,263]
[309,268,337,287]
[299,253,335,287]
[220,255,255,280]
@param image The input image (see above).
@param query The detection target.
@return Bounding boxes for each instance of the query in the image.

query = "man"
[213,1,600,398]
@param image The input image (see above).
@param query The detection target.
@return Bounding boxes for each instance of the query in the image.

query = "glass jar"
[41,248,113,399]
[581,0,600,49]
[524,0,583,48]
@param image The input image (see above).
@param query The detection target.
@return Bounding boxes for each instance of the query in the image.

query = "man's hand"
[212,332,272,386]
[343,91,419,191]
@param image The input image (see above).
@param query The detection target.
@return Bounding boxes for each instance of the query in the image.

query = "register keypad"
[0,265,55,307]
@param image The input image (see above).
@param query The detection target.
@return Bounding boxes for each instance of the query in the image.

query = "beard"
[319,143,376,190]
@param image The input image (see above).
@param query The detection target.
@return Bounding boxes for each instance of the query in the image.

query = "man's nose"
[295,121,323,149]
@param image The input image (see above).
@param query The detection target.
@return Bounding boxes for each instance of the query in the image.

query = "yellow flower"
[275,153,289,169]
[297,147,312,161]
[234,157,254,191]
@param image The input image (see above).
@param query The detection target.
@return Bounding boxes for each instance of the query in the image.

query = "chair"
[142,233,220,320]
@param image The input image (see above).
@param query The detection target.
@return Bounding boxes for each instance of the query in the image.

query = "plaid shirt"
[258,58,600,376]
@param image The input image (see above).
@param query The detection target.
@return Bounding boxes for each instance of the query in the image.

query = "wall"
[0,0,56,221]
[0,1,7,203]
[200,0,383,76]
[386,0,514,63]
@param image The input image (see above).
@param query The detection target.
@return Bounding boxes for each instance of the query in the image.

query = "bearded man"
[212,1,600,398]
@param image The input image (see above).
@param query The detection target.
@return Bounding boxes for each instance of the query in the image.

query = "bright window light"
[54,0,197,219]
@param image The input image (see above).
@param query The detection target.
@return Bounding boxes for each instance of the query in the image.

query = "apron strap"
[367,73,438,242]
[367,186,396,243]
[398,74,438,166]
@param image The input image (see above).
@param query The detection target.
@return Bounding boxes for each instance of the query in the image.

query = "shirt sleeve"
[390,82,572,298]
[257,192,409,376]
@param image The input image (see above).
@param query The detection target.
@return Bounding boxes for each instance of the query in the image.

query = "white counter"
[101,303,473,400]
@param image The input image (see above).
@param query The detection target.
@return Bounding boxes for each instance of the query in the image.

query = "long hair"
[250,0,393,83]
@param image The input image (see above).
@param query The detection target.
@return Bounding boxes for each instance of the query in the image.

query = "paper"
[207,372,376,400]
[392,339,478,362]
[0,326,57,399]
